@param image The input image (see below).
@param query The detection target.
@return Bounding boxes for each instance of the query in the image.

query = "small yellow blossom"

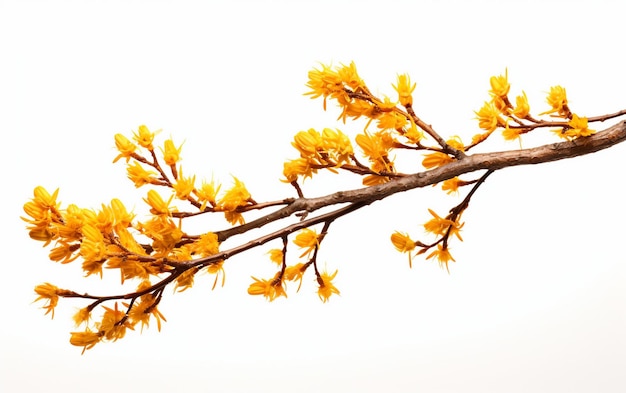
[337,61,363,90]
[267,249,283,265]
[195,178,221,210]
[113,134,137,163]
[224,211,245,226]
[143,190,174,216]
[424,209,464,241]
[558,114,596,140]
[404,120,423,144]
[317,269,340,303]
[218,177,251,212]
[512,91,530,119]
[132,125,158,150]
[70,329,103,354]
[426,244,456,273]
[293,228,319,258]
[174,267,199,292]
[284,263,306,291]
[390,231,416,268]
[282,158,315,183]
[73,307,91,326]
[34,283,60,318]
[377,111,407,131]
[126,162,158,187]
[161,138,183,166]
[304,63,345,110]
[172,168,196,200]
[489,69,510,98]
[475,101,505,132]
[247,273,287,301]
[98,303,131,341]
[441,177,461,194]
[393,74,416,107]
[49,242,80,264]
[194,232,220,257]
[422,152,453,169]
[540,85,569,116]
[502,124,523,142]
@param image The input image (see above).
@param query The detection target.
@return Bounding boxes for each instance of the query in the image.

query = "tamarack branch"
[22,61,626,353]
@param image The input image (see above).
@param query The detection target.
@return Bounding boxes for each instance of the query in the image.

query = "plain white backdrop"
[2,1,625,392]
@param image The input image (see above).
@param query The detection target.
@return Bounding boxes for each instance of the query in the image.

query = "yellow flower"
[48,242,80,264]
[292,128,322,158]
[475,101,504,132]
[172,168,196,200]
[540,85,568,116]
[559,113,596,139]
[34,283,60,318]
[512,91,530,119]
[426,244,456,273]
[80,224,107,271]
[143,189,174,216]
[73,307,91,326]
[489,69,510,98]
[161,138,183,166]
[293,228,319,258]
[321,127,354,165]
[284,263,306,292]
[337,61,363,91]
[317,269,340,303]
[390,231,416,268]
[393,73,416,107]
[98,303,130,341]
[355,131,393,172]
[33,186,60,209]
[404,120,423,144]
[441,177,461,194]
[174,267,199,292]
[194,232,220,257]
[424,209,464,240]
[377,111,407,131]
[304,63,344,109]
[224,211,245,226]
[267,248,283,265]
[126,162,157,187]
[113,134,137,163]
[70,329,103,354]
[247,273,287,301]
[132,125,158,150]
[282,158,315,183]
[195,178,221,210]
[502,124,522,141]
[218,176,251,212]
[110,198,134,229]
[422,152,453,169]
[127,281,167,332]
[137,216,183,254]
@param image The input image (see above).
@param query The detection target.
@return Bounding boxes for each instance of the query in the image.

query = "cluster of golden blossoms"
[473,69,595,143]
[299,63,598,270]
[25,63,606,351]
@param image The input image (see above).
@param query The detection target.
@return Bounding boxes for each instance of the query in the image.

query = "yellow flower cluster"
[471,69,594,144]
[390,208,464,272]
[24,126,266,352]
[298,62,430,186]
[248,228,340,303]
[283,128,354,182]
[26,63,609,352]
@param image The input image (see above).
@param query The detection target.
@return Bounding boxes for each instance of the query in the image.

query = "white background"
[2,1,625,392]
